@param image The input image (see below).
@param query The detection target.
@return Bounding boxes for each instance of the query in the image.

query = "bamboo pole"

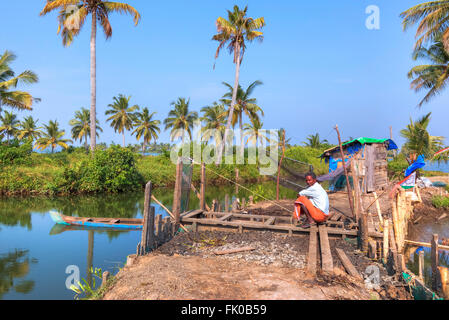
[200,162,206,211]
[276,129,286,201]
[383,220,389,263]
[172,157,182,227]
[373,191,384,226]
[151,195,189,232]
[419,250,424,281]
[235,168,239,195]
[431,234,439,291]
[334,125,355,218]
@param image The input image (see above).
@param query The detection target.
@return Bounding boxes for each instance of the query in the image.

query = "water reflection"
[407,246,449,288]
[0,249,36,299]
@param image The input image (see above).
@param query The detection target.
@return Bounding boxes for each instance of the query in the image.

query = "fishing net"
[180,157,193,213]
[269,156,314,192]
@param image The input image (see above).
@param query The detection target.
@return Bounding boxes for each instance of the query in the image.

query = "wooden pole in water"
[200,162,206,211]
[419,250,424,281]
[334,125,355,218]
[431,234,439,291]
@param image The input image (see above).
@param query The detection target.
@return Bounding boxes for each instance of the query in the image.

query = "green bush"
[0,141,32,166]
[387,154,409,179]
[431,195,449,209]
[284,146,328,175]
[78,146,144,193]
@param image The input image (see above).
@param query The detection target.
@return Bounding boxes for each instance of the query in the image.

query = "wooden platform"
[180,210,383,239]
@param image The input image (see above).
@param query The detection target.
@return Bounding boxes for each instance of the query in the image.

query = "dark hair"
[305,172,316,180]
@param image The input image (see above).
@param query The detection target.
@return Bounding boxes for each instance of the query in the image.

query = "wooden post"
[101,271,110,288]
[249,196,254,206]
[419,250,424,281]
[225,194,230,212]
[373,191,384,226]
[352,154,368,253]
[235,168,239,195]
[200,162,206,211]
[383,220,389,263]
[173,158,182,226]
[276,129,286,201]
[431,234,439,291]
[141,206,155,255]
[334,125,355,218]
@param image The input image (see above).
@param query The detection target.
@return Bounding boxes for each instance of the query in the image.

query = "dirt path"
[102,230,410,300]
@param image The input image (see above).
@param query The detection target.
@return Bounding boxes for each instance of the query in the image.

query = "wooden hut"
[320,138,398,193]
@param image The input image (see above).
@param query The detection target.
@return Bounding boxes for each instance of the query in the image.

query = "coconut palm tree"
[132,108,161,154]
[408,36,449,107]
[17,116,43,142]
[212,5,265,163]
[401,1,449,50]
[243,116,269,147]
[35,120,72,153]
[164,98,198,143]
[220,80,264,156]
[40,1,141,152]
[200,102,226,143]
[69,108,102,152]
[0,51,39,112]
[303,133,329,149]
[0,111,19,144]
[400,112,445,158]
[105,95,139,147]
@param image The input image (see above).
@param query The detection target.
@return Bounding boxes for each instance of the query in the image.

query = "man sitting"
[293,172,329,228]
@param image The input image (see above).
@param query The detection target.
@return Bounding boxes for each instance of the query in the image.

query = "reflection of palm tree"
[0,249,35,299]
[87,231,94,288]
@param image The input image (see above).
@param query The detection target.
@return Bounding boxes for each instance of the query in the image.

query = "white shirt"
[299,182,330,215]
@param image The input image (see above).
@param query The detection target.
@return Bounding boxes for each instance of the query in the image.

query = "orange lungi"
[293,196,328,223]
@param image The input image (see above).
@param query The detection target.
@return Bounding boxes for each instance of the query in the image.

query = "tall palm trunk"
[89,11,97,153]
[239,112,244,159]
[216,44,241,165]
[123,131,126,148]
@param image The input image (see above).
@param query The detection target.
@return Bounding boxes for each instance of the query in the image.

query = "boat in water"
[49,211,143,230]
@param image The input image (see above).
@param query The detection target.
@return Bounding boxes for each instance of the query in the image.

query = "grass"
[432,195,449,209]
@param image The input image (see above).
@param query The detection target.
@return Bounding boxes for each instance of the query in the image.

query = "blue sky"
[1,0,447,148]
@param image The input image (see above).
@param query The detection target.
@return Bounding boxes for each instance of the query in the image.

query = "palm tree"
[105,95,139,147]
[220,80,264,157]
[35,120,72,153]
[164,98,198,143]
[132,108,161,154]
[408,36,449,107]
[17,116,43,142]
[0,51,39,112]
[243,116,269,148]
[200,102,226,144]
[212,5,265,163]
[400,112,445,158]
[69,108,102,152]
[303,133,329,149]
[401,1,449,50]
[0,111,19,144]
[40,1,141,152]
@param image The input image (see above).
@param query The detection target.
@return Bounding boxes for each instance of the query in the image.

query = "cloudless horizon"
[1,0,448,149]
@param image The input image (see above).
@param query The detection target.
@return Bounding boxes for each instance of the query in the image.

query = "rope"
[187,157,294,212]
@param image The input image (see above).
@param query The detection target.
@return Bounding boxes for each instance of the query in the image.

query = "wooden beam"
[218,213,233,221]
[182,210,204,219]
[319,225,334,273]
[307,226,318,274]
[214,247,255,255]
[404,240,449,251]
[265,217,276,225]
[335,248,362,280]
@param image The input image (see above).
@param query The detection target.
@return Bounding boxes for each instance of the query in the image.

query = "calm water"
[424,161,449,173]
[0,182,296,300]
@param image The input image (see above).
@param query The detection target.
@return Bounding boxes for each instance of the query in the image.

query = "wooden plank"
[318,225,334,273]
[213,246,255,255]
[218,213,233,221]
[307,226,318,274]
[182,210,204,219]
[182,216,384,238]
[404,240,449,251]
[265,217,275,225]
[330,213,342,221]
[335,248,362,280]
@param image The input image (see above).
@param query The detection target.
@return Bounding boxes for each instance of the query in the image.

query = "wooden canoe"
[50,211,143,230]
